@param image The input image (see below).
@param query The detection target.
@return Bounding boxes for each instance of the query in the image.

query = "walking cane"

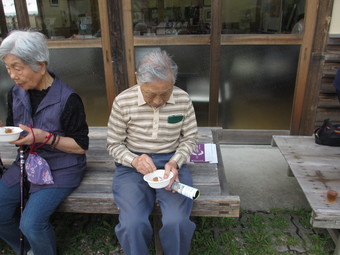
[19,146,25,255]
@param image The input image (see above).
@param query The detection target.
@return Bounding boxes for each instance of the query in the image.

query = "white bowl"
[0,126,23,142]
[143,169,174,189]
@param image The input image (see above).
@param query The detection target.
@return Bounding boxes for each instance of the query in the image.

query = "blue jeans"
[0,179,73,255]
[113,153,196,255]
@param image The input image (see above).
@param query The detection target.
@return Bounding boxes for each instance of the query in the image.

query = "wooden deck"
[272,135,340,255]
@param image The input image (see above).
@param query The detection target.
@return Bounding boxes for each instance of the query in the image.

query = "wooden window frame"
[122,0,319,131]
[47,1,114,110]
[4,0,329,133]
[1,0,114,111]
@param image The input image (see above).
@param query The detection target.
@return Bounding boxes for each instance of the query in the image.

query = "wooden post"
[121,0,136,87]
[107,0,129,98]
[0,0,8,37]
[98,0,115,109]
[299,0,334,135]
[14,0,30,29]
[153,215,163,255]
[208,0,222,126]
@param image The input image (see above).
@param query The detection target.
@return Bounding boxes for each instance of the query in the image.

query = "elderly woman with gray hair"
[0,30,89,255]
[107,49,198,255]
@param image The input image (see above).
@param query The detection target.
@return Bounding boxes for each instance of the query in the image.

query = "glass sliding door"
[219,45,300,129]
[129,0,306,130]
[135,46,211,126]
[0,0,109,126]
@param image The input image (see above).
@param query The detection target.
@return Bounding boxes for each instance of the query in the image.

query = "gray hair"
[0,30,49,72]
[137,49,178,85]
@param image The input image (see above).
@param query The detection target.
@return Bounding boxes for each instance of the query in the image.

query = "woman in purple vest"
[0,30,89,255]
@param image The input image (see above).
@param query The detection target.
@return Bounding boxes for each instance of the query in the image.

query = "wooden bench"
[0,127,240,254]
[272,135,340,255]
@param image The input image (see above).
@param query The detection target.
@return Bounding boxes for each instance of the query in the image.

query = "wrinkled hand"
[132,154,157,175]
[11,124,51,146]
[164,160,179,191]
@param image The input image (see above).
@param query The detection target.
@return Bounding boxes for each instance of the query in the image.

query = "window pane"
[135,46,210,126]
[0,48,108,126]
[3,0,18,31]
[221,0,305,34]
[132,0,211,36]
[0,65,13,121]
[219,45,300,129]
[29,0,100,39]
[49,48,108,125]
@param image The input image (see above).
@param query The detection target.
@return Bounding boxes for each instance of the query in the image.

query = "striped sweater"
[107,84,198,168]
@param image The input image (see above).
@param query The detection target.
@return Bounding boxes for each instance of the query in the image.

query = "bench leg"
[334,233,340,255]
[153,215,163,255]
[328,229,340,255]
[287,166,294,177]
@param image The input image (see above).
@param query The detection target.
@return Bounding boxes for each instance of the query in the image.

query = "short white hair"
[137,49,178,85]
[0,30,49,72]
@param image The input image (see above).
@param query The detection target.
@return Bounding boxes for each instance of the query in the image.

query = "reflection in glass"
[219,45,300,129]
[136,45,299,129]
[2,0,100,39]
[132,0,211,36]
[49,48,108,125]
[221,0,305,34]
[0,48,108,126]
[135,46,211,126]
[38,0,100,39]
[131,0,305,35]
[2,0,19,31]
[0,64,14,121]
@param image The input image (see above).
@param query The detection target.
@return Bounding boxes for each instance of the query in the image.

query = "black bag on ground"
[314,118,340,146]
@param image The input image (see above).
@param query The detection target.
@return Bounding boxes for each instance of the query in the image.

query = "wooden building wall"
[299,0,339,135]
[315,37,340,128]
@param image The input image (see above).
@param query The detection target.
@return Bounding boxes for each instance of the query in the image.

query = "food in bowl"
[144,169,174,189]
[153,177,161,182]
[0,126,23,142]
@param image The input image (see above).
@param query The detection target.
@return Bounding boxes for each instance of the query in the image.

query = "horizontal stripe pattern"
[107,85,198,167]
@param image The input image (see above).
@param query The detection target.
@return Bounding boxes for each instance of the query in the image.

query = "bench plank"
[272,135,340,228]
[0,127,240,218]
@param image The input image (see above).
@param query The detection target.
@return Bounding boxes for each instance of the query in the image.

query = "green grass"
[0,209,334,255]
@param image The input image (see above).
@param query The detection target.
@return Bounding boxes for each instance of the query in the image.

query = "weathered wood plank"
[314,36,340,135]
[322,62,340,78]
[324,52,340,62]
[0,127,240,218]
[273,135,340,229]
[58,194,240,217]
[327,37,340,46]
[213,129,289,145]
[318,94,340,108]
[315,109,340,123]
[320,81,337,94]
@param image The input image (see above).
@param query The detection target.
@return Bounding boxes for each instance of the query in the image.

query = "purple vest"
[3,75,87,192]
